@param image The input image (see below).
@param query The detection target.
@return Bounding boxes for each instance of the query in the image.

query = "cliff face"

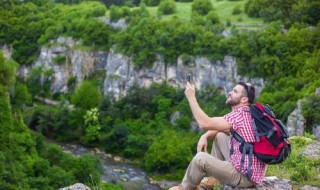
[3,37,320,138]
[16,37,264,99]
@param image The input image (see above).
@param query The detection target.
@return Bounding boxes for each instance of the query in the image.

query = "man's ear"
[240,96,249,104]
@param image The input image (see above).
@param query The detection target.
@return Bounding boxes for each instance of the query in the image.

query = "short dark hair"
[238,82,255,104]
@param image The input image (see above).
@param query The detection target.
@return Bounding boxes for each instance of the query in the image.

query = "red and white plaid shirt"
[224,105,267,184]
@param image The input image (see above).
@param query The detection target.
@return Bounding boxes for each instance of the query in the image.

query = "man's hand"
[197,135,208,153]
[184,82,195,100]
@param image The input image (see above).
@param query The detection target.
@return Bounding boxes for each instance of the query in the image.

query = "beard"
[226,96,241,106]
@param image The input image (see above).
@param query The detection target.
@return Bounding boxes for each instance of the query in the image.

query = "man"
[169,82,267,190]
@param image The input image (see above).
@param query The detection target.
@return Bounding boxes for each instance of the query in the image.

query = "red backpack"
[230,103,291,179]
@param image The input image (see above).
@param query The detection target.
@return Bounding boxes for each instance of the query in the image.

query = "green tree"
[157,0,176,15]
[0,52,17,92]
[191,0,213,16]
[144,130,194,175]
[71,80,102,110]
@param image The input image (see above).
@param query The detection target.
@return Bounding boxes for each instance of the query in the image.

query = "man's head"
[226,82,255,107]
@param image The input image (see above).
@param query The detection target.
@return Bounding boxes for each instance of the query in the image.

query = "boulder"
[59,183,91,190]
[287,100,306,136]
[222,176,292,190]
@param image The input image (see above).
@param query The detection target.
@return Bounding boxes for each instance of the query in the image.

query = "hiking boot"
[169,185,201,190]
[199,177,219,190]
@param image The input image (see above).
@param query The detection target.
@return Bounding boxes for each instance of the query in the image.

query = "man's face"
[226,85,247,106]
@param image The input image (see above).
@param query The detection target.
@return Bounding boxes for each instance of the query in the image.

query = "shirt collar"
[232,104,250,112]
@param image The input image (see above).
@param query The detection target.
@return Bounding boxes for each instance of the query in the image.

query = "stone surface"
[59,183,91,190]
[222,176,292,190]
[300,185,320,190]
[313,125,320,139]
[303,140,320,160]
[17,37,264,100]
[287,100,306,136]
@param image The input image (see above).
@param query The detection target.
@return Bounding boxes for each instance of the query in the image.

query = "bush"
[232,5,242,15]
[53,54,66,65]
[71,80,102,110]
[109,5,124,22]
[191,0,213,16]
[144,0,161,6]
[157,0,176,15]
[144,130,194,174]
[206,10,220,24]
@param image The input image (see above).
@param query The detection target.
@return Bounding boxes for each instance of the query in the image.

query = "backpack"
[230,103,291,179]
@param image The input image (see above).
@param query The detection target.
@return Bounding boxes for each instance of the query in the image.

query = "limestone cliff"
[15,37,264,99]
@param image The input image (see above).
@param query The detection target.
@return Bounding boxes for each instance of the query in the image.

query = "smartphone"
[187,73,192,83]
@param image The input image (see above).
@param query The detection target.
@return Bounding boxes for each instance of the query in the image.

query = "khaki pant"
[181,132,255,190]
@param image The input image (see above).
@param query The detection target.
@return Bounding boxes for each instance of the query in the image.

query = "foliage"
[0,52,17,91]
[157,0,176,15]
[71,80,102,110]
[109,5,130,22]
[144,130,194,175]
[245,0,320,26]
[232,5,241,15]
[144,0,161,6]
[100,0,141,8]
[26,66,54,98]
[52,54,66,65]
[206,10,220,25]
[302,93,320,128]
[267,136,320,186]
[81,108,102,146]
[191,0,213,16]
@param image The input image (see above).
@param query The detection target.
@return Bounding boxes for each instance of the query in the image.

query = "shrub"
[206,10,220,24]
[53,55,66,65]
[109,5,123,22]
[232,5,242,15]
[157,0,176,15]
[144,0,161,6]
[191,0,213,16]
[176,0,193,2]
[71,80,102,110]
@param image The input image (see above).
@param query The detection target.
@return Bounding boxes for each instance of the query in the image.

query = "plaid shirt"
[224,105,267,184]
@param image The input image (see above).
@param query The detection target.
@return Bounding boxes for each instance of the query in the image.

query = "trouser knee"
[215,132,228,143]
[193,152,210,167]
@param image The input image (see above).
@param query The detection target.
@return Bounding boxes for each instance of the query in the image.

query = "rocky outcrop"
[16,37,264,99]
[19,37,108,93]
[287,88,320,139]
[103,49,264,99]
[100,18,128,30]
[59,183,91,190]
[303,140,320,160]
[0,44,13,59]
[287,100,306,136]
[222,176,292,190]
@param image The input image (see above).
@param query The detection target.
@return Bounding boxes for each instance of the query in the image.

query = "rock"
[150,179,179,189]
[222,176,292,190]
[287,100,306,136]
[300,185,320,190]
[303,140,320,160]
[59,183,91,190]
[100,18,128,30]
[313,125,320,139]
[0,44,13,59]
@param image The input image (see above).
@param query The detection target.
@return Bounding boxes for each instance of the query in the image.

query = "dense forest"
[1,0,320,189]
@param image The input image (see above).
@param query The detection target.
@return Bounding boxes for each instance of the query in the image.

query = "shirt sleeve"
[224,111,244,131]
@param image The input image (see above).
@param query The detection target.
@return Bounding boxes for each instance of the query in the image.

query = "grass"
[266,136,320,187]
[145,0,262,25]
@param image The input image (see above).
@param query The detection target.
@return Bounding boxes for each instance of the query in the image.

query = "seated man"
[170,82,267,190]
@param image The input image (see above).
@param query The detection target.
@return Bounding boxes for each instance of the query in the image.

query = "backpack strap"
[230,131,254,180]
[251,116,260,142]
[256,103,281,138]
